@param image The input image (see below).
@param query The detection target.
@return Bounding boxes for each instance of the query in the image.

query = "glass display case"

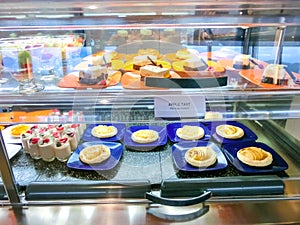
[1,1,300,224]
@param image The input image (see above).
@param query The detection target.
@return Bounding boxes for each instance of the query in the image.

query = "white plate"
[1,124,32,144]
[3,144,22,159]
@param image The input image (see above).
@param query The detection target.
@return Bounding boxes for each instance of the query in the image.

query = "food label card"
[154,95,206,118]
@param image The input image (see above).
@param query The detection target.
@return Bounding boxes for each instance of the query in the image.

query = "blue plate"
[67,141,123,171]
[222,141,288,173]
[81,123,126,142]
[124,125,167,151]
[172,141,228,172]
[166,122,211,142]
[208,121,258,144]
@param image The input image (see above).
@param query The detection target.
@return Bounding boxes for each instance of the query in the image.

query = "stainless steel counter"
[0,197,300,225]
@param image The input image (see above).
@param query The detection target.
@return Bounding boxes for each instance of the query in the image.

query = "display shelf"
[0,87,299,123]
[1,3,300,223]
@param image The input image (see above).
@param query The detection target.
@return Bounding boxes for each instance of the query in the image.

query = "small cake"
[183,58,208,71]
[28,137,41,160]
[184,147,217,167]
[88,55,112,67]
[175,49,191,60]
[216,124,244,139]
[140,65,170,78]
[91,125,118,138]
[131,129,159,144]
[54,138,72,162]
[233,54,250,69]
[79,144,111,164]
[38,137,55,162]
[237,146,273,167]
[176,125,205,140]
[65,128,78,151]
[79,66,108,85]
[20,130,33,154]
[261,64,287,85]
[133,55,157,70]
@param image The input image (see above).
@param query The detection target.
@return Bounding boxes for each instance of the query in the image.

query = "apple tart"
[91,125,118,138]
[79,144,111,164]
[176,125,205,141]
[185,147,217,168]
[216,124,244,139]
[237,146,273,167]
[131,129,159,144]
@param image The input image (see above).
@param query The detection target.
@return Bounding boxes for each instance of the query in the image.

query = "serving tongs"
[285,66,300,85]
[147,56,163,68]
[250,58,264,69]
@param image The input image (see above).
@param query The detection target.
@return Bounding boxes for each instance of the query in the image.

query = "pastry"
[28,137,41,160]
[10,124,30,138]
[65,128,78,151]
[131,129,159,144]
[237,146,273,167]
[79,144,111,164]
[91,125,118,138]
[38,137,55,162]
[176,125,205,140]
[216,124,244,139]
[233,54,250,69]
[184,146,217,167]
[261,64,287,85]
[87,55,112,67]
[182,57,208,71]
[132,55,157,70]
[54,138,72,162]
[20,130,32,154]
[140,65,170,78]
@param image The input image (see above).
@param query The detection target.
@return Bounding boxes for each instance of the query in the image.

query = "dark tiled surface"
[7,120,291,187]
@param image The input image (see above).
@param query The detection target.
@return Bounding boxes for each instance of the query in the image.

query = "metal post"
[273,26,286,64]
[242,28,251,55]
[0,130,21,204]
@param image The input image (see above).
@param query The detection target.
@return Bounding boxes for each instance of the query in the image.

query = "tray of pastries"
[172,141,228,172]
[66,41,227,89]
[221,141,288,173]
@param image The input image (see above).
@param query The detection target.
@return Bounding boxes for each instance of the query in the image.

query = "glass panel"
[0,0,300,204]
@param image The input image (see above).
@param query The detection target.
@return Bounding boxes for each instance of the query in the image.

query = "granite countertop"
[6,120,289,189]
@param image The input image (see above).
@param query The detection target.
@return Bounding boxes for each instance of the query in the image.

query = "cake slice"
[140,65,170,78]
[183,58,208,71]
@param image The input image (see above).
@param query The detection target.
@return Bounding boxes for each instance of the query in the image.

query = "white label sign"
[154,95,206,118]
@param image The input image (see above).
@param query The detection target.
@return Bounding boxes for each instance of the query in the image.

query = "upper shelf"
[1,0,300,30]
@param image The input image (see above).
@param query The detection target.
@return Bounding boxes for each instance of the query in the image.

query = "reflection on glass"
[39,47,62,80]
[0,52,9,84]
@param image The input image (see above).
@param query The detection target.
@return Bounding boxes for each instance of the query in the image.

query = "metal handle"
[145,191,211,206]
